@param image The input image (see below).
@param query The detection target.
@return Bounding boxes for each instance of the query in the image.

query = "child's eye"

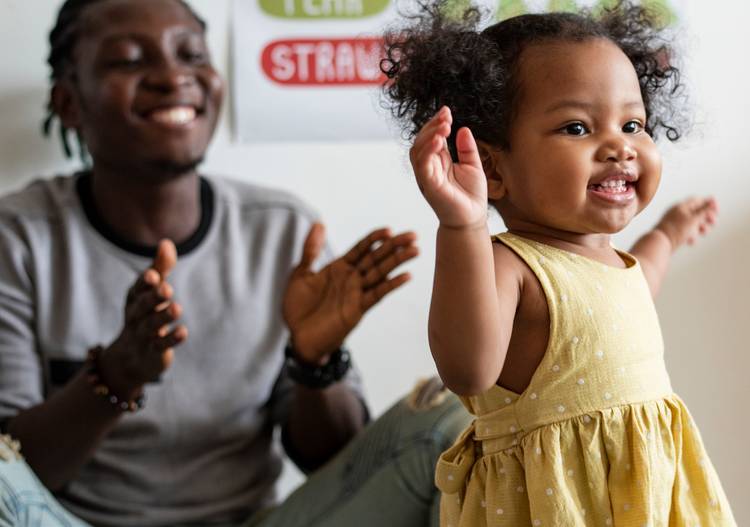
[560,123,589,136]
[622,120,644,134]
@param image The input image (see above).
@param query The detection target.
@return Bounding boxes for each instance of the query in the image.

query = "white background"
[0,0,747,524]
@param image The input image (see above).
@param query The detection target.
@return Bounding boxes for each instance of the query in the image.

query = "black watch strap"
[284,343,352,389]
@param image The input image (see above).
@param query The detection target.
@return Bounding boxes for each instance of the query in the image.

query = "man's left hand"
[283,223,418,365]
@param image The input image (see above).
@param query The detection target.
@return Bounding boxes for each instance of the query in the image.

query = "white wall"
[0,0,747,523]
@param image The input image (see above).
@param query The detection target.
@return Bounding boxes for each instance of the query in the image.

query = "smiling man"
[0,1,469,526]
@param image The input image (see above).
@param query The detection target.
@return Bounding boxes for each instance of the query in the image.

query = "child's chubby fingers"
[125,280,174,324]
[698,196,719,220]
[410,107,452,160]
[136,301,182,339]
[455,126,482,169]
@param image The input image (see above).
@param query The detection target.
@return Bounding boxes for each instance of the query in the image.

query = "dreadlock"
[43,0,207,161]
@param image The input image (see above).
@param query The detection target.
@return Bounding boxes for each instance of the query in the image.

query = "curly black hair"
[381,0,686,158]
[43,0,207,161]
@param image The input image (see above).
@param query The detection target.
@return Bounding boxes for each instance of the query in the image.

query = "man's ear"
[476,140,507,201]
[50,80,81,130]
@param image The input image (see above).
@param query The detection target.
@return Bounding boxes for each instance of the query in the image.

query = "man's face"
[65,0,223,176]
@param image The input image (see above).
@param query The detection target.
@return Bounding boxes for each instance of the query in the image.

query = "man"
[0,0,470,526]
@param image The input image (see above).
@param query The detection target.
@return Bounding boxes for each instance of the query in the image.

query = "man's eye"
[106,57,142,68]
[561,123,588,136]
[188,53,206,62]
[623,120,643,133]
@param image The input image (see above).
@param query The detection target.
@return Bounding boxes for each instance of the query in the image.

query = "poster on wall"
[231,0,683,143]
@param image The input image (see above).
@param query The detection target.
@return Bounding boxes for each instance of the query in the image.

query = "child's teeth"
[595,180,628,192]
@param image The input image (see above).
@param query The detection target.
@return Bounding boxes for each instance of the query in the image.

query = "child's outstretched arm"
[411,107,515,395]
[630,197,718,297]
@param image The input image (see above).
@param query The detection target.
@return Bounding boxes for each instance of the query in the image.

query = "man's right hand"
[98,240,188,399]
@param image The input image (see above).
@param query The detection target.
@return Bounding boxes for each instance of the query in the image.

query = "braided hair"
[43,0,207,161]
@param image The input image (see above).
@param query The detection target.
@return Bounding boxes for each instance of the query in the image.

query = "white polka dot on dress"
[530,392,538,400]
[545,488,554,496]
[557,405,566,413]
[496,508,504,515]
[516,486,524,493]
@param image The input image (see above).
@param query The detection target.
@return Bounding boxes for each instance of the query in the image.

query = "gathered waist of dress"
[435,388,678,495]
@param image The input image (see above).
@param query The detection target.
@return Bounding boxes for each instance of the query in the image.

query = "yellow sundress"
[436,233,736,526]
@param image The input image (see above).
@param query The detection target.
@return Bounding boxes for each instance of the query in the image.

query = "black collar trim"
[75,171,215,258]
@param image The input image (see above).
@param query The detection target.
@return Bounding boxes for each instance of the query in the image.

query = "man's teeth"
[149,107,196,125]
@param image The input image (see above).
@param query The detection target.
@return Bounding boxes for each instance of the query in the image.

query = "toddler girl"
[382,1,736,525]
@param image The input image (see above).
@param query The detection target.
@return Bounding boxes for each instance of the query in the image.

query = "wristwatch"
[284,342,351,389]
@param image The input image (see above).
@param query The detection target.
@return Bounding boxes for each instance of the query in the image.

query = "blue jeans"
[0,387,470,527]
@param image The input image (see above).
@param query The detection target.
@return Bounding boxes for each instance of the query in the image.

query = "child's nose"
[596,137,637,163]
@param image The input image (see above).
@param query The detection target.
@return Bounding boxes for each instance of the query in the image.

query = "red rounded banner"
[261,37,385,86]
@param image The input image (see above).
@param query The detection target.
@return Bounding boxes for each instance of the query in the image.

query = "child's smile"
[588,167,638,203]
[492,39,662,239]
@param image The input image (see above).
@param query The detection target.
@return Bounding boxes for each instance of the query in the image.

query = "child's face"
[64,0,223,173]
[493,38,661,235]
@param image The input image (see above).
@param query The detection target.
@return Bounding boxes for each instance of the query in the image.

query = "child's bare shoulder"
[491,239,528,293]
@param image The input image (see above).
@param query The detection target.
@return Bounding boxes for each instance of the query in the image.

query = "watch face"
[285,346,351,389]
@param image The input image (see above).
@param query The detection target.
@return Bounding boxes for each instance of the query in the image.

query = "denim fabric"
[0,437,88,527]
[0,392,470,527]
[245,392,471,527]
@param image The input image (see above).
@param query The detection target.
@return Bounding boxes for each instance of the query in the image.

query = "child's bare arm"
[630,197,718,297]
[430,226,521,395]
[412,107,517,394]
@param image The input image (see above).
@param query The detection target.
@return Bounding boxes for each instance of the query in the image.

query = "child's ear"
[50,81,81,130]
[476,140,507,201]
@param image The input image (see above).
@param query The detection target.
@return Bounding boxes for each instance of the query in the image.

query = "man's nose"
[143,63,195,93]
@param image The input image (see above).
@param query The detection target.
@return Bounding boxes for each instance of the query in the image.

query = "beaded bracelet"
[85,346,145,413]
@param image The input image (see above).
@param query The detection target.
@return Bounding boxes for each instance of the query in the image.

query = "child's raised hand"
[656,197,718,250]
[410,106,488,228]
